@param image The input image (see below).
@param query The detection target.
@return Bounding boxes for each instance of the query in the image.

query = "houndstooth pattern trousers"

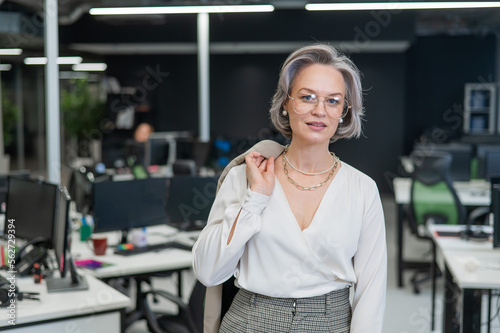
[219,287,351,333]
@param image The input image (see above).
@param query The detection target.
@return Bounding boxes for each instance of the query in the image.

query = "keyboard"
[114,241,192,256]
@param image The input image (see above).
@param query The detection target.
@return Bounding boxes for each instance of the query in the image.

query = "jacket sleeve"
[350,181,387,333]
[192,165,269,286]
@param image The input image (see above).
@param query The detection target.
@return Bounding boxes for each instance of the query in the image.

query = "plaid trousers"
[219,287,351,333]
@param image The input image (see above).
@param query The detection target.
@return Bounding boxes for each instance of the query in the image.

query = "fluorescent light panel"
[89,5,274,15]
[0,64,12,71]
[72,63,107,71]
[24,56,83,65]
[306,2,500,11]
[0,48,23,55]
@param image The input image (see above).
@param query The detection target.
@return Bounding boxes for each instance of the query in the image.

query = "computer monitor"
[145,136,175,167]
[145,131,192,167]
[426,143,473,181]
[92,177,169,238]
[476,144,500,179]
[101,139,128,169]
[4,177,57,246]
[46,186,88,292]
[484,151,500,181]
[164,176,218,230]
[0,170,30,212]
[492,184,500,248]
[176,138,212,170]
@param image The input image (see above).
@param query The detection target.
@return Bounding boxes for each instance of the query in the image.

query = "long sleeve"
[192,165,269,287]
[350,181,387,333]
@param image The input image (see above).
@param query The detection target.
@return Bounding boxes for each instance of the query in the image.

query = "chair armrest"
[467,206,490,225]
[146,289,190,313]
[146,289,201,333]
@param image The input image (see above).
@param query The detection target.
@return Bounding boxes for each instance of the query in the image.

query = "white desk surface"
[71,225,195,279]
[393,177,491,206]
[0,273,130,326]
[429,224,500,290]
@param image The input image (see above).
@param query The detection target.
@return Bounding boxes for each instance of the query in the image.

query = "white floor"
[126,195,500,333]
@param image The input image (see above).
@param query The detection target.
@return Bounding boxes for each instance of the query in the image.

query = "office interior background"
[0,0,498,191]
[1,1,500,333]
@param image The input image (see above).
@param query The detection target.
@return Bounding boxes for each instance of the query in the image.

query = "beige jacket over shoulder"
[202,139,285,333]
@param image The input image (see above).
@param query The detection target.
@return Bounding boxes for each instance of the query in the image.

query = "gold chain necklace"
[282,150,339,191]
[283,145,335,176]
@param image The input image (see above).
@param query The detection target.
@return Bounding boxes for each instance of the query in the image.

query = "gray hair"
[270,44,364,142]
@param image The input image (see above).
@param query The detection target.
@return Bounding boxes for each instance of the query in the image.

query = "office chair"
[407,151,466,294]
[142,279,206,333]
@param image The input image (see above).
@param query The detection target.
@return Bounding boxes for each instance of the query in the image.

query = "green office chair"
[407,151,466,294]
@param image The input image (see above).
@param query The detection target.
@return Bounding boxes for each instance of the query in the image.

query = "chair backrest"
[409,151,466,228]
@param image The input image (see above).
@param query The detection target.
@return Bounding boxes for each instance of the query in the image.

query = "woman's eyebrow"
[297,88,344,96]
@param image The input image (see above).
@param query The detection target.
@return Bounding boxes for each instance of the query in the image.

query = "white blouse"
[192,161,387,332]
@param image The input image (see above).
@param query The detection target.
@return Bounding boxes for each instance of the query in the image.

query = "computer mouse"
[463,257,481,272]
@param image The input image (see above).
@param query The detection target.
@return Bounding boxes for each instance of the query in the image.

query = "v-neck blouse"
[192,162,387,332]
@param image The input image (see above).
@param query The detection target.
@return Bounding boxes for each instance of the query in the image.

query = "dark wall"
[210,54,282,140]
[104,54,198,135]
[405,34,497,154]
[334,53,406,193]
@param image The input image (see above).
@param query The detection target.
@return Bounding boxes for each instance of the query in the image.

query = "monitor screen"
[484,151,500,181]
[0,170,30,211]
[101,139,128,169]
[429,143,473,181]
[92,177,169,233]
[53,186,70,278]
[476,144,500,179]
[4,177,57,244]
[145,131,193,167]
[165,176,218,228]
[145,136,174,167]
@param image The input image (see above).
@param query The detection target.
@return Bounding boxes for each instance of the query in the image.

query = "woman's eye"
[301,94,316,102]
[327,97,340,105]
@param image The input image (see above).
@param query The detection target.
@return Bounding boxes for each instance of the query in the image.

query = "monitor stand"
[120,229,130,244]
[47,254,89,293]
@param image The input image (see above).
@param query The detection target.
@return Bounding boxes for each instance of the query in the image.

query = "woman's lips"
[306,121,327,130]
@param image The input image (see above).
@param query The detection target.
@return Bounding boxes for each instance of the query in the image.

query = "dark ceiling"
[1,0,500,61]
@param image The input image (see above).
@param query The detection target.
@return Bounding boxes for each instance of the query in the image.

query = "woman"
[192,44,386,333]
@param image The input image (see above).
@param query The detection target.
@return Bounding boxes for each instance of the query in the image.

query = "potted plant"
[60,78,105,162]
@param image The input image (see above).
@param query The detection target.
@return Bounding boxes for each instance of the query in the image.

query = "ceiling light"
[72,63,107,71]
[24,57,47,65]
[57,56,83,65]
[24,56,84,65]
[0,64,12,71]
[306,2,500,11]
[89,5,274,15]
[0,49,23,56]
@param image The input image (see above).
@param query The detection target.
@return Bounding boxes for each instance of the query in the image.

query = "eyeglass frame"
[287,92,351,119]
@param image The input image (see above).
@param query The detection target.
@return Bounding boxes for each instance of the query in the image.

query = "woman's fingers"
[265,156,275,174]
[258,158,267,172]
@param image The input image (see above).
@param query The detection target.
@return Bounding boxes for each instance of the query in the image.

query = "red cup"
[91,236,107,256]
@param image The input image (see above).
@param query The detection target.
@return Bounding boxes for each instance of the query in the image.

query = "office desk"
[392,177,491,288]
[71,225,195,329]
[428,224,499,333]
[71,225,194,280]
[0,273,130,332]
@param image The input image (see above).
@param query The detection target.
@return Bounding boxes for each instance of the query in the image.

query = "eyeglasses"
[288,92,351,118]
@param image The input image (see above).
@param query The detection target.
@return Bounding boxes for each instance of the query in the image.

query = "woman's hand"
[245,152,275,196]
